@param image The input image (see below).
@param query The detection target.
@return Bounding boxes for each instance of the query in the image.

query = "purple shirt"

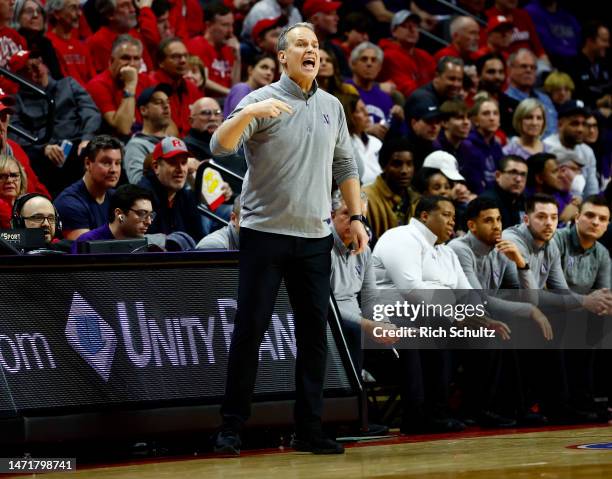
[524,1,581,59]
[223,83,252,118]
[71,224,114,253]
[502,136,551,160]
[461,129,504,194]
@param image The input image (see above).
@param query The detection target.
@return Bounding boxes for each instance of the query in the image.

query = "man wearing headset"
[11,192,71,252]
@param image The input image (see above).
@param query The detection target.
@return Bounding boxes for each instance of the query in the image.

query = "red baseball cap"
[302,0,341,18]
[152,137,189,162]
[487,15,513,34]
[8,50,30,73]
[252,16,281,41]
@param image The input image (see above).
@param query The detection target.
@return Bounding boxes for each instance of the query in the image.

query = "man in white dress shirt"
[372,195,509,433]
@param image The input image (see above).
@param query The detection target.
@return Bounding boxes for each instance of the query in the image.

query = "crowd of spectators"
[2,0,612,435]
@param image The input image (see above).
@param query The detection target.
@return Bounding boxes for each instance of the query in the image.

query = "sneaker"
[290,435,345,454]
[214,429,241,456]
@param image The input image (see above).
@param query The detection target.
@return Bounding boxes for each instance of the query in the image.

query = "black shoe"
[214,429,241,456]
[400,416,466,434]
[477,410,517,428]
[290,435,345,454]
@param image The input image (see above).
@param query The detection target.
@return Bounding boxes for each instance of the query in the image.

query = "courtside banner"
[0,258,352,415]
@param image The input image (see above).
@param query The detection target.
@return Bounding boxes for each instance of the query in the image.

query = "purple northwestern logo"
[65,293,118,381]
[323,114,330,124]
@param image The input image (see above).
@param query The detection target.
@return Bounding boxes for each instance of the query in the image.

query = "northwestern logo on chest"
[323,114,330,124]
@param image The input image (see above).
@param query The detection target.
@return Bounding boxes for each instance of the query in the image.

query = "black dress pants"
[221,227,334,435]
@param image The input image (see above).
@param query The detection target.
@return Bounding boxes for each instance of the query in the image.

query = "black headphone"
[11,193,63,236]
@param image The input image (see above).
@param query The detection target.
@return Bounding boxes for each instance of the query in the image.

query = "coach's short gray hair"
[277,22,316,52]
[350,41,384,64]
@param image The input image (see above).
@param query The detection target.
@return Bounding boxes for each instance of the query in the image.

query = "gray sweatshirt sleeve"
[210,95,260,157]
[595,248,611,289]
[332,100,359,186]
[124,139,150,184]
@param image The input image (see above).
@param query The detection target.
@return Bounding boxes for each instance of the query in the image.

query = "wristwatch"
[518,262,530,270]
[350,215,367,224]
[123,89,135,98]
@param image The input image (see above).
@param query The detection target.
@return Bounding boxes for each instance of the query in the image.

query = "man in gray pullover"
[210,22,366,455]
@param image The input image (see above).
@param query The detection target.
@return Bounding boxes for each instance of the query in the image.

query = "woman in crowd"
[12,0,62,80]
[0,155,28,229]
[543,71,575,111]
[584,112,612,189]
[339,94,382,186]
[316,47,358,100]
[222,54,276,118]
[462,95,503,194]
[503,98,549,159]
[412,167,453,198]
[184,55,207,95]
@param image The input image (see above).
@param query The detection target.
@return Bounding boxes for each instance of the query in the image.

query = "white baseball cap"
[422,151,465,181]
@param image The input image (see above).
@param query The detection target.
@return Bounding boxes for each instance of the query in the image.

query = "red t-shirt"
[434,44,477,63]
[169,0,203,39]
[86,26,153,74]
[378,39,436,98]
[46,30,96,87]
[187,36,235,88]
[484,6,545,57]
[86,69,153,124]
[150,70,203,136]
[0,27,27,94]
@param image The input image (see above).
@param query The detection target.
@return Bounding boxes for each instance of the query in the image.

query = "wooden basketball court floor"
[8,424,612,479]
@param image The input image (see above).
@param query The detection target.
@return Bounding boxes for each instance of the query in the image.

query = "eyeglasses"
[23,214,57,225]
[129,209,156,221]
[22,7,42,17]
[0,172,20,182]
[198,109,222,117]
[502,169,527,178]
[517,63,536,71]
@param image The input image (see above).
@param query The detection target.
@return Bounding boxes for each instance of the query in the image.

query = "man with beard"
[554,195,611,419]
[480,155,527,229]
[449,197,550,427]
[86,0,152,73]
[184,96,246,196]
[54,135,123,240]
[71,184,154,252]
[544,99,599,197]
[11,193,71,251]
[503,195,612,423]
[124,84,173,184]
[475,53,519,136]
